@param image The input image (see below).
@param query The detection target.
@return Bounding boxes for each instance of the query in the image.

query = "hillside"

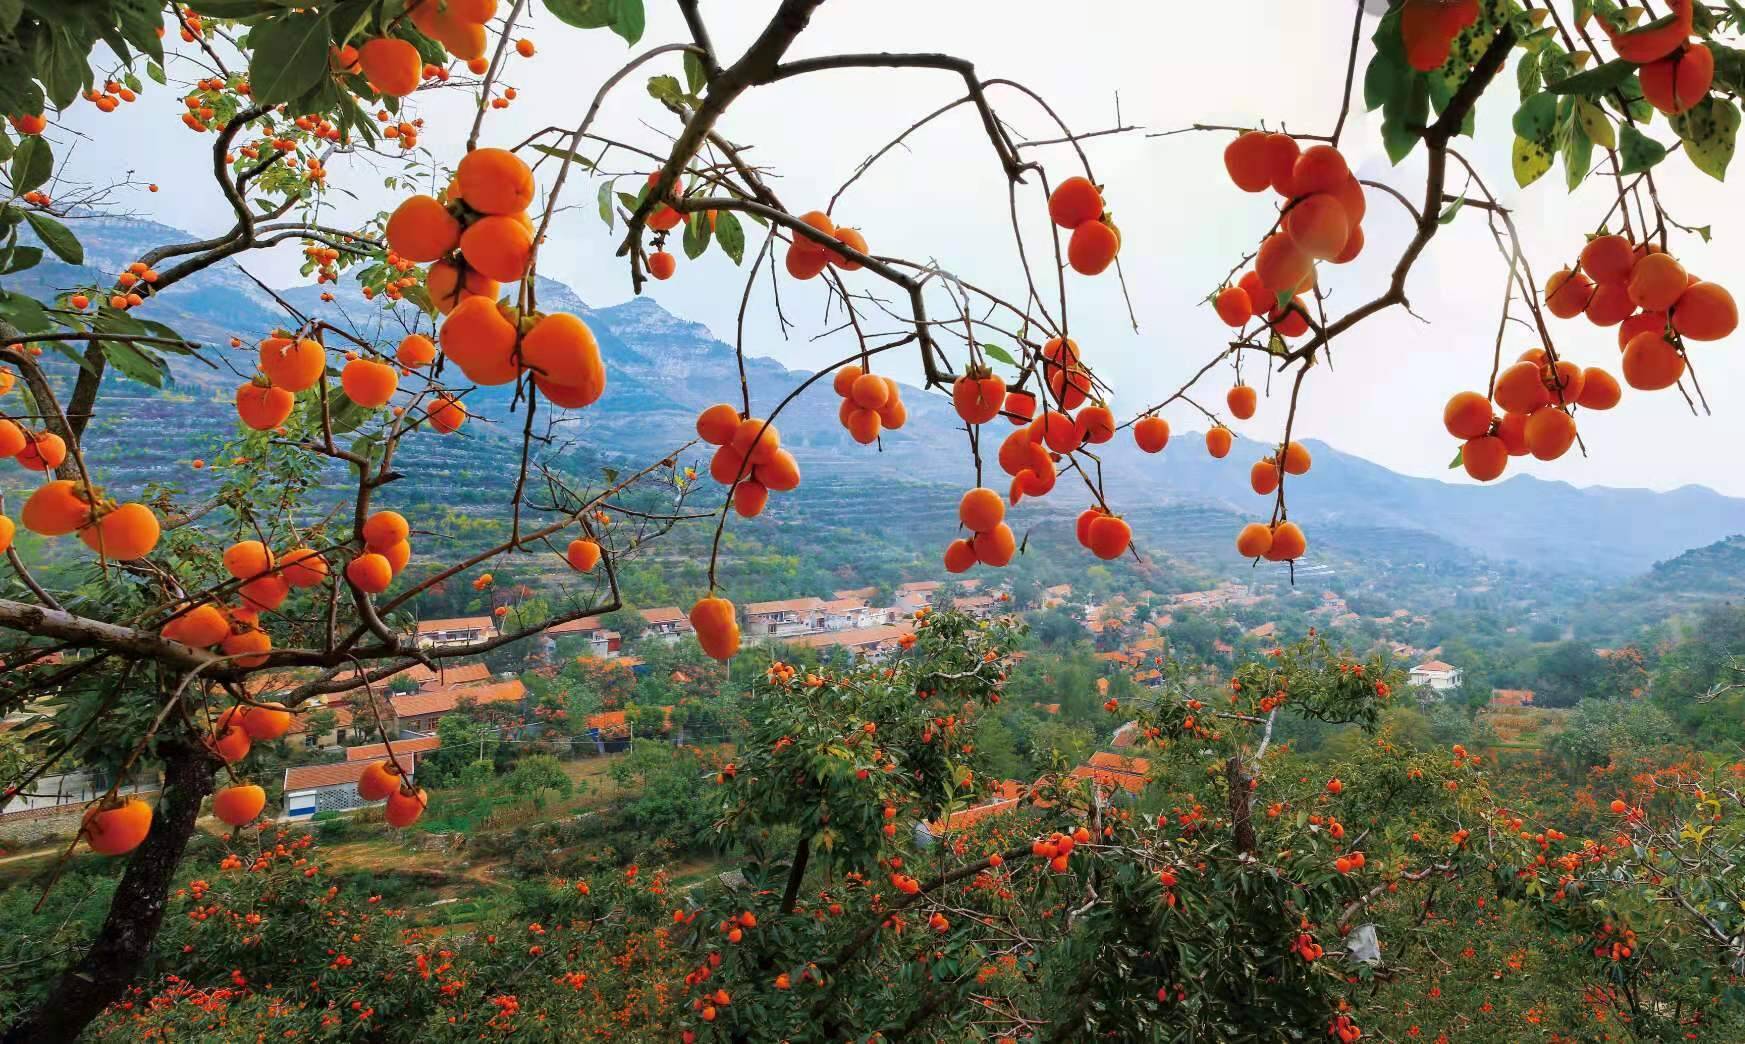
[1576,534,1745,641]
[12,216,1745,586]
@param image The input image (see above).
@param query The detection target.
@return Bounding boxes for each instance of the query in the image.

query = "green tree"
[501,754,573,811]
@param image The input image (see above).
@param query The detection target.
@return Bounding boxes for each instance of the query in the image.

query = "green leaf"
[1546,58,1636,96]
[681,208,711,260]
[1513,135,1553,187]
[38,29,91,109]
[646,74,684,106]
[544,0,615,29]
[1512,93,1557,141]
[714,210,744,265]
[683,51,707,95]
[597,181,615,230]
[1670,97,1741,181]
[1562,117,1592,191]
[0,289,51,333]
[11,134,51,193]
[23,210,80,263]
[980,343,1016,366]
[1516,49,1542,99]
[545,0,641,43]
[328,395,370,434]
[1380,76,1429,165]
[0,245,42,274]
[609,0,645,45]
[115,0,166,65]
[1438,194,1465,225]
[247,12,333,106]
[1448,448,1464,470]
[99,338,169,388]
[529,143,595,171]
[1362,48,1409,114]
[1617,123,1667,174]
[147,60,167,85]
[1713,44,1745,96]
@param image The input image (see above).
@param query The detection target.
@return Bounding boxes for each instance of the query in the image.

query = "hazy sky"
[53,2,1745,495]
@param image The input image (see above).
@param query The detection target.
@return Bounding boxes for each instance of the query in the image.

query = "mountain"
[1574,534,1745,640]
[12,216,1745,583]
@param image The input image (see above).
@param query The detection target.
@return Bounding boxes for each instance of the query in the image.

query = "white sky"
[53,1,1745,495]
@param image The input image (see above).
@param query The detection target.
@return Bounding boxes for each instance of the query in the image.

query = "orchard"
[1,0,1744,1041]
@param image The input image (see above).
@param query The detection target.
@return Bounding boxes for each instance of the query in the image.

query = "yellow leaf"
[1579,101,1617,150]
[1513,136,1553,188]
[1571,51,1594,69]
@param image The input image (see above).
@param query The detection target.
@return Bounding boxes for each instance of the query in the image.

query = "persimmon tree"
[1,0,1743,1040]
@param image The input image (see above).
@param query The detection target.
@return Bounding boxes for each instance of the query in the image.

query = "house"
[390,679,527,734]
[1071,751,1152,795]
[1110,722,1140,748]
[545,617,620,657]
[415,616,496,649]
[1042,583,1072,607]
[895,581,942,603]
[286,696,360,751]
[1409,660,1464,692]
[1246,622,1277,640]
[584,710,632,746]
[344,735,442,762]
[638,606,693,643]
[916,780,1029,845]
[400,661,491,691]
[822,597,885,630]
[785,621,915,659]
[955,595,999,619]
[744,597,828,638]
[282,752,427,819]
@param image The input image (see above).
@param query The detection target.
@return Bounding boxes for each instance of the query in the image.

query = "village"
[2,572,1491,844]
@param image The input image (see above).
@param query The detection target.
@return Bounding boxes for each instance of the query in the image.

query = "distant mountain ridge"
[13,215,1745,578]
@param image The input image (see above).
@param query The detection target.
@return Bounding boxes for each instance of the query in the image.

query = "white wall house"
[1408,660,1464,692]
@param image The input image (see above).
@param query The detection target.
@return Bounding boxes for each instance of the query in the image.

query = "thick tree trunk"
[779,836,810,915]
[2,739,213,1043]
[1225,755,1257,857]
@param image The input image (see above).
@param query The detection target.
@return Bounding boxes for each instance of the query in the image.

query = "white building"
[415,616,495,650]
[1408,660,1464,692]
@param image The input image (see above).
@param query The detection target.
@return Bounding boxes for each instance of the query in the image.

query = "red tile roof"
[344,736,442,761]
[746,596,826,616]
[545,617,605,636]
[784,621,914,650]
[416,616,494,635]
[403,661,491,689]
[390,679,525,720]
[1413,660,1458,673]
[640,607,687,626]
[285,759,386,791]
[1073,752,1152,794]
